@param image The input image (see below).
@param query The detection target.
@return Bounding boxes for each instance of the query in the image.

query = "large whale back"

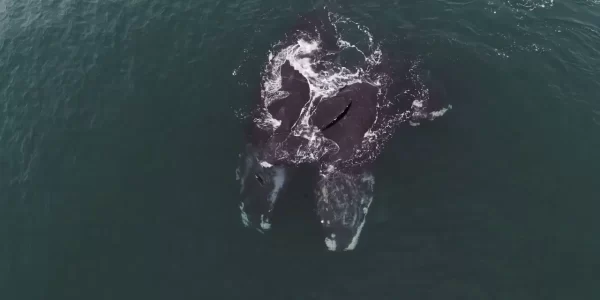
[310,82,379,163]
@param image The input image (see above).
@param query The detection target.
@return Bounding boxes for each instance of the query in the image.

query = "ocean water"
[1,0,599,299]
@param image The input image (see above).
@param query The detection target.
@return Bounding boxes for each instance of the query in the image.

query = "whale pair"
[236,10,449,251]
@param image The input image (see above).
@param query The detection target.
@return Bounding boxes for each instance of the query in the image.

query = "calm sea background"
[1,0,599,299]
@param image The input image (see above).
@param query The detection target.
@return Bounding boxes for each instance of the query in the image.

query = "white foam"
[428,105,452,119]
[259,161,272,168]
[298,39,320,53]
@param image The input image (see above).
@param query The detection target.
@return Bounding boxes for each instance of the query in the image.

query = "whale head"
[315,165,375,251]
[237,144,287,233]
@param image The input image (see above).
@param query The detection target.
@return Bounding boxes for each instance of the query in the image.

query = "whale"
[236,9,450,251]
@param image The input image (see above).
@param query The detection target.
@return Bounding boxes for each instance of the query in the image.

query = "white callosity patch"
[325,236,337,251]
[346,172,375,250]
[260,214,271,230]
[259,161,272,168]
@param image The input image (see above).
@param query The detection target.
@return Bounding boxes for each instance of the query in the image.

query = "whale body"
[236,9,450,251]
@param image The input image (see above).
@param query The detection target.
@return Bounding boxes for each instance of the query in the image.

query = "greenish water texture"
[1,0,599,299]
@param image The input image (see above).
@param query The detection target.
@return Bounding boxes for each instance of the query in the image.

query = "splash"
[345,58,452,166]
[249,11,451,168]
[508,0,555,10]
[255,12,389,165]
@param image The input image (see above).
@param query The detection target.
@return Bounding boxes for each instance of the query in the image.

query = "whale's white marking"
[260,161,272,168]
[325,236,337,251]
[239,202,250,227]
[260,214,271,230]
[344,172,375,251]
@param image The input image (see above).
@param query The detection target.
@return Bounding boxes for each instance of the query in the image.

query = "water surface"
[1,0,599,299]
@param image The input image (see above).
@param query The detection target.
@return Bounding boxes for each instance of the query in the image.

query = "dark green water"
[1,0,599,299]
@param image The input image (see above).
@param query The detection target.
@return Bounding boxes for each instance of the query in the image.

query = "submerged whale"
[236,10,450,251]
